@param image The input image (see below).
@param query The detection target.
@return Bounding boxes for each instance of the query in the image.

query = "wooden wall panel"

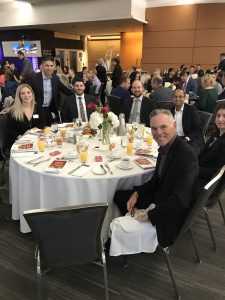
[143,30,195,48]
[195,29,225,47]
[193,47,225,65]
[142,48,193,64]
[197,4,225,29]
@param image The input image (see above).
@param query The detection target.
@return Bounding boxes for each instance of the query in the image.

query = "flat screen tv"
[2,40,42,57]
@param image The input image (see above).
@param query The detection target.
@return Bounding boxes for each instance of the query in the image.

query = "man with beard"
[124,80,156,127]
[61,78,97,122]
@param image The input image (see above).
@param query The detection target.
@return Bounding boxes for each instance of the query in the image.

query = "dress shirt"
[42,72,53,107]
[174,105,184,137]
[129,96,143,124]
[75,94,88,122]
[92,76,101,94]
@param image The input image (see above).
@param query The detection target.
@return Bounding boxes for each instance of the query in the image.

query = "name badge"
[33,114,39,119]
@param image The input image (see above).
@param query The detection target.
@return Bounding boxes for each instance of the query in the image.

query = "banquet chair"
[107,95,123,117]
[156,101,174,110]
[202,170,225,250]
[89,85,97,96]
[0,114,8,187]
[198,111,212,141]
[23,203,109,300]
[122,166,225,300]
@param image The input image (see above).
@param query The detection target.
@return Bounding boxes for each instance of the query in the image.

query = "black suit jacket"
[135,137,199,247]
[112,64,122,88]
[199,131,225,185]
[26,72,73,114]
[123,96,156,127]
[171,103,204,149]
[61,93,97,122]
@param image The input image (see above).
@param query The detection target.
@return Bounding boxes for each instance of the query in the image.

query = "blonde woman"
[7,84,44,147]
[196,73,217,113]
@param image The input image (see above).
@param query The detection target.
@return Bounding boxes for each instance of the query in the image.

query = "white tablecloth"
[10,131,156,242]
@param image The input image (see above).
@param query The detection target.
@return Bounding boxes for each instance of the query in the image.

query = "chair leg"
[218,198,225,225]
[36,249,43,300]
[160,247,181,300]
[122,255,128,267]
[203,207,217,251]
[189,228,201,263]
[101,247,109,300]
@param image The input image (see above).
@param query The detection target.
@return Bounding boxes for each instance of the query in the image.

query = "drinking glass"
[127,143,133,156]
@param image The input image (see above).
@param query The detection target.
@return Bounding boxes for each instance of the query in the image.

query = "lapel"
[182,104,188,132]
[38,73,44,98]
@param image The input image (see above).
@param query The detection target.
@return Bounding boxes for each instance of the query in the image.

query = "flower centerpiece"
[88,101,119,144]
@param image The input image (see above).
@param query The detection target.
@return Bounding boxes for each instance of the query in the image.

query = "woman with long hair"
[7,84,44,147]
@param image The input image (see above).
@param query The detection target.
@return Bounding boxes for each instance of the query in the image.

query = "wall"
[142,3,225,73]
[87,40,120,70]
[120,32,143,70]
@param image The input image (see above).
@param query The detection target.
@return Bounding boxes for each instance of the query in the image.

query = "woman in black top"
[7,83,44,148]
[199,103,225,185]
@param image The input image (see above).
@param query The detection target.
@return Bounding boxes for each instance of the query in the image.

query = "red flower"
[101,105,109,114]
[87,102,97,110]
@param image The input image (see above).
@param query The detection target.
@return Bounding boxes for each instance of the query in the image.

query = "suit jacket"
[61,93,97,122]
[199,131,225,185]
[96,64,107,84]
[177,77,198,94]
[150,86,173,102]
[26,72,73,114]
[171,103,204,149]
[135,137,199,247]
[112,64,123,88]
[123,96,156,127]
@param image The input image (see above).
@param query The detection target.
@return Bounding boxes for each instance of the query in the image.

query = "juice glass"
[80,150,88,164]
[127,143,133,156]
[37,140,46,152]
[146,134,153,146]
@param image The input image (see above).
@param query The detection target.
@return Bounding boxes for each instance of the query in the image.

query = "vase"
[101,120,111,145]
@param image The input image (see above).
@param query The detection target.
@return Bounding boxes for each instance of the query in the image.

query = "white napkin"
[71,165,91,177]
[12,152,36,158]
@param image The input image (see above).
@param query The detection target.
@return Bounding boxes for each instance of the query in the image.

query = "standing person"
[123,80,156,127]
[111,58,123,89]
[26,56,73,125]
[111,109,199,253]
[96,58,107,105]
[17,50,34,82]
[7,84,44,148]
[90,69,101,96]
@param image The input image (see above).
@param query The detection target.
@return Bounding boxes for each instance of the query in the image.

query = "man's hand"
[135,212,148,222]
[127,191,138,212]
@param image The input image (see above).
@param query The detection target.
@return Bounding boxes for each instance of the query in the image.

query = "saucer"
[116,162,133,170]
[63,154,78,159]
[92,166,106,175]
[107,153,121,159]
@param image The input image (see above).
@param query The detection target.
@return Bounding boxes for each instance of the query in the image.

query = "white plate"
[116,162,133,170]
[92,166,106,175]
[107,153,122,159]
[63,154,78,159]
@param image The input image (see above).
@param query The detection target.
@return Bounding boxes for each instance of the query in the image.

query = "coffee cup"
[111,148,120,157]
[66,149,74,158]
[120,157,131,168]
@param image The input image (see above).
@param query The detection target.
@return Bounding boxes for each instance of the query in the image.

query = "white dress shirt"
[75,94,88,122]
[174,105,184,137]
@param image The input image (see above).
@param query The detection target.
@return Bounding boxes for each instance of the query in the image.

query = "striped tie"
[78,97,86,122]
[130,99,139,123]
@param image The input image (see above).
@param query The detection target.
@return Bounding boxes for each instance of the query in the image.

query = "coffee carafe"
[117,113,126,136]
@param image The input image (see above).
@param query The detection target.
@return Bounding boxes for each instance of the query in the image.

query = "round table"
[10,129,157,241]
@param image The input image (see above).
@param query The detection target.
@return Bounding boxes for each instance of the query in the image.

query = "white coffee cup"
[120,157,131,168]
[111,148,120,157]
[66,149,74,158]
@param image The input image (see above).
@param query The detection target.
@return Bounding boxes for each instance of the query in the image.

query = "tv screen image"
[2,41,42,57]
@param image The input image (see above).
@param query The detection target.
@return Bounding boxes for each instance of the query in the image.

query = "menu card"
[134,157,156,169]
[45,159,68,173]
[135,149,152,156]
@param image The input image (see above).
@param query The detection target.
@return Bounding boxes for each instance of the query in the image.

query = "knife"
[100,164,107,174]
[27,156,44,164]
[68,165,82,175]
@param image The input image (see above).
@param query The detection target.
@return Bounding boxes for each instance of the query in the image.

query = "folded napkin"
[12,152,36,158]
[71,165,91,177]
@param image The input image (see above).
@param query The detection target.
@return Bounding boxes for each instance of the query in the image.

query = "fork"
[104,162,113,175]
[32,158,51,167]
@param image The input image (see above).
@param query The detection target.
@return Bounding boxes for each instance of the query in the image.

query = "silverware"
[26,156,44,164]
[32,158,51,167]
[100,164,107,174]
[12,149,38,153]
[104,162,113,175]
[68,165,82,175]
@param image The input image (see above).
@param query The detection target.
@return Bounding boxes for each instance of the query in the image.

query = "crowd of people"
[1,51,225,253]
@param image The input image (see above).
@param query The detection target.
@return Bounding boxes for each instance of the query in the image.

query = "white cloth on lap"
[109,214,158,256]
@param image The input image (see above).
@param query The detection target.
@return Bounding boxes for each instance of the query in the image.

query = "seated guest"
[164,68,175,83]
[195,73,217,113]
[171,89,204,154]
[57,74,73,112]
[218,72,225,100]
[198,103,225,186]
[110,75,131,103]
[123,80,156,127]
[90,69,101,96]
[150,76,173,102]
[61,78,97,122]
[111,109,199,254]
[176,70,198,94]
[83,73,92,94]
[67,68,77,86]
[7,84,44,148]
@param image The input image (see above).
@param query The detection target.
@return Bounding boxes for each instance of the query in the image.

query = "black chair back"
[156,101,174,110]
[206,172,225,208]
[198,110,212,138]
[0,114,7,161]
[178,166,225,238]
[23,203,108,270]
[107,95,123,116]
[89,85,97,96]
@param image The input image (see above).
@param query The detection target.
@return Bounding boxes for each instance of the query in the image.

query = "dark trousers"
[42,107,55,126]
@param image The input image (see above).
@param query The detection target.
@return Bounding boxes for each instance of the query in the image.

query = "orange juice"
[60,129,67,138]
[37,141,45,152]
[146,134,153,146]
[127,143,133,156]
[80,150,88,163]
[55,136,63,147]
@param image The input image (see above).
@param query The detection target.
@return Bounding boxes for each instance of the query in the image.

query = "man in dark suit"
[176,70,198,94]
[26,56,73,125]
[150,76,173,102]
[170,88,204,154]
[61,78,97,122]
[96,58,107,105]
[123,80,156,127]
[111,57,123,89]
[17,50,34,82]
[113,109,199,247]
